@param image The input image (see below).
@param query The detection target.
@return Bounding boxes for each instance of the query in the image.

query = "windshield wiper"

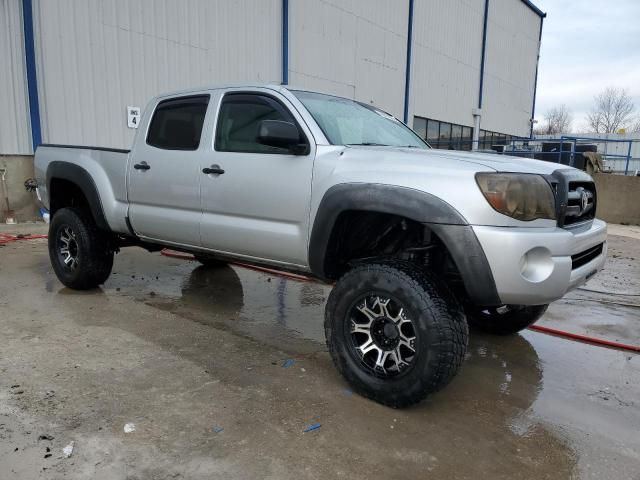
[346,143,423,148]
[346,142,391,147]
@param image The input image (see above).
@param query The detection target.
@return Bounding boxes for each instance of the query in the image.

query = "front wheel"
[324,262,468,408]
[48,207,114,290]
[466,304,548,335]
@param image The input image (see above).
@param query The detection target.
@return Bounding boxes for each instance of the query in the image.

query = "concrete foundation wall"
[593,173,640,226]
[0,155,39,223]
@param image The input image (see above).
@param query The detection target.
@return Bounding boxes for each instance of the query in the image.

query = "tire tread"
[48,207,113,290]
[325,260,468,408]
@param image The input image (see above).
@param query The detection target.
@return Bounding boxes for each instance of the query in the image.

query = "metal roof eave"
[521,0,546,18]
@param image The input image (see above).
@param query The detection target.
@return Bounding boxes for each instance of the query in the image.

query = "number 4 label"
[127,106,140,129]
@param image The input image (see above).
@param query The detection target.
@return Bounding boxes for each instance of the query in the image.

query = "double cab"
[35,84,607,407]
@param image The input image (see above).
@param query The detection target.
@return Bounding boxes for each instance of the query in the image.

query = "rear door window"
[146,95,209,150]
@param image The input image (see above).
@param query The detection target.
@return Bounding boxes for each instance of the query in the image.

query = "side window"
[146,95,209,150]
[215,94,301,154]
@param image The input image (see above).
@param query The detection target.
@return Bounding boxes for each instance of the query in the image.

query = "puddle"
[30,246,640,479]
[95,250,330,354]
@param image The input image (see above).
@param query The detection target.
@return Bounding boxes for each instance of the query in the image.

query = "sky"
[533,0,640,131]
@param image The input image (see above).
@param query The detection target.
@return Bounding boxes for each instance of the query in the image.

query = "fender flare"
[308,183,501,306]
[46,161,110,231]
[308,183,467,276]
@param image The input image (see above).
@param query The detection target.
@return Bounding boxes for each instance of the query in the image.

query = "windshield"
[293,91,428,148]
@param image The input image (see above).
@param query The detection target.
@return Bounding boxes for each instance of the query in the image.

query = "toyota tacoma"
[34,84,607,407]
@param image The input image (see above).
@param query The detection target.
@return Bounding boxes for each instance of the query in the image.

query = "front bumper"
[473,219,607,305]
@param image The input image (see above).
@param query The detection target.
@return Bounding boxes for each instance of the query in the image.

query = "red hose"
[160,248,314,282]
[160,249,640,353]
[230,262,315,282]
[4,239,636,353]
[0,233,48,245]
[528,324,640,353]
[158,249,195,261]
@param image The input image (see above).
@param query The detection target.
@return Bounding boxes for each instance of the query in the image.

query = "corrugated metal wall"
[32,0,282,149]
[289,0,409,120]
[482,0,541,136]
[411,0,485,129]
[1,0,542,153]
[0,0,32,154]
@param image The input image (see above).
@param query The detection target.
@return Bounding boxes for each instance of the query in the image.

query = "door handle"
[133,162,151,171]
[202,165,225,175]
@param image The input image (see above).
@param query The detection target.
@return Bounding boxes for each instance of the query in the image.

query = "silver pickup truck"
[35,84,607,407]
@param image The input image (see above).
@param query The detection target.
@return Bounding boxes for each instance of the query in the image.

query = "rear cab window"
[146,95,210,150]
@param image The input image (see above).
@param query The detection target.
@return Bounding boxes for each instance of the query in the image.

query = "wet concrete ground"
[0,224,639,479]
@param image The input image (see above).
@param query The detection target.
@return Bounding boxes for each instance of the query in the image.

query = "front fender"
[308,182,465,276]
[308,183,501,306]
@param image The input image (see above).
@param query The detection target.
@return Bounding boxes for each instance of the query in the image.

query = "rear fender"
[46,161,109,231]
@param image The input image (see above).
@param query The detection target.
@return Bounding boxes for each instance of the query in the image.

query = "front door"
[128,94,210,246]
[199,91,315,266]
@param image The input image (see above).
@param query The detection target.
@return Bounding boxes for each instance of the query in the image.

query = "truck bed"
[34,144,131,235]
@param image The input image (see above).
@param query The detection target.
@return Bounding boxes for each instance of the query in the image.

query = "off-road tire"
[466,304,548,335]
[193,254,227,268]
[325,261,468,408]
[48,207,114,290]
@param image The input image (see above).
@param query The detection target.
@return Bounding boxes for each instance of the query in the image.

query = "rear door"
[128,94,210,245]
[199,90,315,266]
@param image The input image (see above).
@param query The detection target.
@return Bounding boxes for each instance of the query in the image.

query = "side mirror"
[257,120,308,155]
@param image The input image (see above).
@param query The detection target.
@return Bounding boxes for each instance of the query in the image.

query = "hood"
[343,146,573,175]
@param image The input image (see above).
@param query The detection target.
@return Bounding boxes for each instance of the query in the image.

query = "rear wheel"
[466,304,548,335]
[325,261,468,408]
[48,207,114,289]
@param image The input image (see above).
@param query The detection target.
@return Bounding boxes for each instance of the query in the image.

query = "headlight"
[475,173,556,221]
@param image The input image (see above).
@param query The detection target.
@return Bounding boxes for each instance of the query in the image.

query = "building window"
[438,123,451,149]
[413,116,521,151]
[413,117,427,141]
[413,116,473,151]
[482,131,492,150]
[451,124,462,150]
[462,126,472,149]
[480,129,519,150]
[426,119,439,146]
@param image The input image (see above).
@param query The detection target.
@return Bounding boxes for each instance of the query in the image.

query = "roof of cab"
[155,83,292,100]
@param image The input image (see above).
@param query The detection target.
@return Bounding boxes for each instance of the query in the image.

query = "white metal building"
[1,0,544,156]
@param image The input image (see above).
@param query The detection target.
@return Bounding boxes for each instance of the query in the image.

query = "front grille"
[551,170,598,228]
[564,181,596,226]
[571,243,603,269]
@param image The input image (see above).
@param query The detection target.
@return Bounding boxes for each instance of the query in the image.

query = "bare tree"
[631,117,640,133]
[536,104,572,135]
[586,87,635,133]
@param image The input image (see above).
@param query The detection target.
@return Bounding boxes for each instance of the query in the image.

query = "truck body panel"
[36,145,131,235]
[34,83,607,306]
[197,87,317,266]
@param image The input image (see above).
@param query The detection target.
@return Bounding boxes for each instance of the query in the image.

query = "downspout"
[22,0,42,151]
[402,0,414,124]
[473,0,490,151]
[281,0,289,85]
[529,15,545,139]
[472,114,482,151]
